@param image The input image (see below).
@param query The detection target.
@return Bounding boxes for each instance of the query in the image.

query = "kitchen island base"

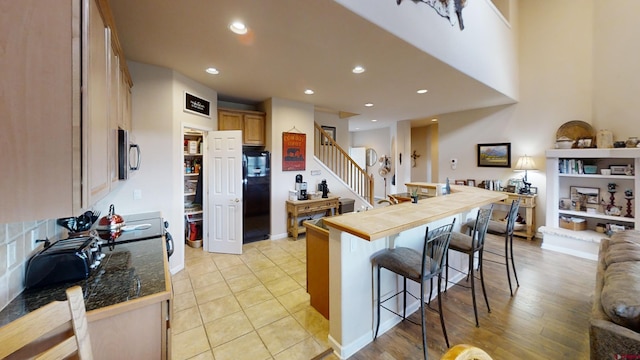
[322,185,507,358]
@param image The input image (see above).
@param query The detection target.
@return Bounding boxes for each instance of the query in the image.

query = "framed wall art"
[321,125,336,145]
[282,132,306,171]
[183,91,211,118]
[477,143,511,168]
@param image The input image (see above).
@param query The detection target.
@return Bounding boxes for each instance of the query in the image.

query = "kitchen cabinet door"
[0,0,79,223]
[218,109,266,146]
[218,110,243,131]
[84,0,111,205]
[108,31,120,187]
[244,113,266,146]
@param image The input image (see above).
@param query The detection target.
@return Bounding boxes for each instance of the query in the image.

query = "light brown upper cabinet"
[218,109,266,146]
[0,0,132,223]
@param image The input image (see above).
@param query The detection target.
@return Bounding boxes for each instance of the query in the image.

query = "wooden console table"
[494,192,537,240]
[286,196,339,240]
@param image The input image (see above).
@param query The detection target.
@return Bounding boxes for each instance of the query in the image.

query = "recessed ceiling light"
[304,89,314,95]
[352,66,365,74]
[205,67,219,75]
[371,119,378,122]
[355,127,360,130]
[364,103,373,107]
[431,118,438,122]
[229,21,248,35]
[417,89,428,94]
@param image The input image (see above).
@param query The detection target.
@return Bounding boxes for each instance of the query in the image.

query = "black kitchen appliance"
[25,232,104,289]
[243,149,271,243]
[295,174,307,200]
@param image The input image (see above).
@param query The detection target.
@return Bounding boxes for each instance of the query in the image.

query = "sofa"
[590,230,640,360]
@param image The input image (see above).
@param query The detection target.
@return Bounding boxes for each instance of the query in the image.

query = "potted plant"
[411,189,419,203]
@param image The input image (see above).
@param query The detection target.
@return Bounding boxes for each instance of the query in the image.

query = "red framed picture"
[282,132,306,171]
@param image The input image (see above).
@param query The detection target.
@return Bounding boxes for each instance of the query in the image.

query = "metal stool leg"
[479,250,491,314]
[509,232,520,287]
[374,264,381,339]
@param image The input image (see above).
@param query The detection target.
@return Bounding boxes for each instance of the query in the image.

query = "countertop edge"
[323,186,508,241]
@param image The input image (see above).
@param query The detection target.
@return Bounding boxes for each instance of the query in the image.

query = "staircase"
[314,123,374,204]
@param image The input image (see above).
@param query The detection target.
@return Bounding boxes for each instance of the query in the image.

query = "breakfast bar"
[322,185,506,359]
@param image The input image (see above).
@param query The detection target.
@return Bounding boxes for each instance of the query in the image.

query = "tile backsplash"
[0,219,63,311]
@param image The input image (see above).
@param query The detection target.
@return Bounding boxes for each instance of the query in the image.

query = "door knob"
[234,198,240,203]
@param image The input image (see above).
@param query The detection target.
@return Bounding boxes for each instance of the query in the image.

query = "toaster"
[25,233,104,289]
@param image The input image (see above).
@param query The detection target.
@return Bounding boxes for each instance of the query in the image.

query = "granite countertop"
[0,237,168,327]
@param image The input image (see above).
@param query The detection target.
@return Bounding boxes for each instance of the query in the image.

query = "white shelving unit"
[184,129,204,246]
[541,148,640,260]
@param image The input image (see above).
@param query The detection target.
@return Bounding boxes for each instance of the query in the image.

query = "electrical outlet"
[31,229,39,251]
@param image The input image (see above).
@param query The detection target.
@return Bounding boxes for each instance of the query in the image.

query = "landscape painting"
[477,143,511,168]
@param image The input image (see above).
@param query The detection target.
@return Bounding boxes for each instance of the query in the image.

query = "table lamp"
[515,155,537,194]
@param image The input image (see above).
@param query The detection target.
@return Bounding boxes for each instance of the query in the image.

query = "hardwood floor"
[323,233,597,359]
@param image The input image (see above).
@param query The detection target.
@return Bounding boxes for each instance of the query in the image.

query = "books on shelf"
[559,159,585,174]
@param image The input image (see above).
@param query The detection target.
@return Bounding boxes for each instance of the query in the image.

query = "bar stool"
[372,219,456,359]
[445,206,494,327]
[483,198,521,296]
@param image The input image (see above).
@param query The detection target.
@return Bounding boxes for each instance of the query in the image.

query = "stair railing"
[314,123,374,204]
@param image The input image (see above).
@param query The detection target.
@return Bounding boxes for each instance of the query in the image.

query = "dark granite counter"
[0,237,168,327]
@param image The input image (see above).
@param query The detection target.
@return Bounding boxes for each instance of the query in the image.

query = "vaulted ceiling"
[109,0,513,131]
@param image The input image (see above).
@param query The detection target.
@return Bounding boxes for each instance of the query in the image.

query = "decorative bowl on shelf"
[555,136,574,149]
[584,165,597,174]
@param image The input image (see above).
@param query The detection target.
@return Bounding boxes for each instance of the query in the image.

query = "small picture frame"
[454,180,467,185]
[559,197,571,210]
[466,179,476,187]
[610,165,627,175]
[505,185,516,193]
[529,187,538,195]
[570,186,600,205]
[321,126,336,145]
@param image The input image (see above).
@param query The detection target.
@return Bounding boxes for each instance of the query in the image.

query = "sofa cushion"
[610,230,640,246]
[604,241,640,267]
[601,261,640,332]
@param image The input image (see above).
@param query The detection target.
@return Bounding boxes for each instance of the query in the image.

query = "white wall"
[410,126,430,182]
[351,128,391,199]
[435,0,628,232]
[266,98,316,238]
[314,110,350,150]
[336,0,518,98]
[96,61,218,274]
[592,1,640,139]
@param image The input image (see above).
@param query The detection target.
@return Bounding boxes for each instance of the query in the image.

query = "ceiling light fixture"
[365,103,373,107]
[352,66,365,74]
[304,89,314,95]
[205,67,219,75]
[431,118,438,122]
[371,119,378,122]
[229,21,248,35]
[417,89,428,94]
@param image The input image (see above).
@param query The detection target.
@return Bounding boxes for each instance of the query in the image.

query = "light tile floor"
[171,238,332,360]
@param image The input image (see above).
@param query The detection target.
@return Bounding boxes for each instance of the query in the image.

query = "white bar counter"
[322,185,506,358]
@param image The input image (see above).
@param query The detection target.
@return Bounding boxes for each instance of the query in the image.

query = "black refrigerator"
[243,150,271,243]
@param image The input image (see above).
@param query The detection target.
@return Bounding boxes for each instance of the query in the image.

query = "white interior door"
[207,130,243,254]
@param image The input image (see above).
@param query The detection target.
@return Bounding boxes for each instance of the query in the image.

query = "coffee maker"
[295,174,307,200]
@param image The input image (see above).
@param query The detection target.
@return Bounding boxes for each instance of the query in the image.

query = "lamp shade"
[514,155,537,171]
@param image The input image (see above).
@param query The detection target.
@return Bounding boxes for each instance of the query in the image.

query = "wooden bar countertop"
[323,184,507,241]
